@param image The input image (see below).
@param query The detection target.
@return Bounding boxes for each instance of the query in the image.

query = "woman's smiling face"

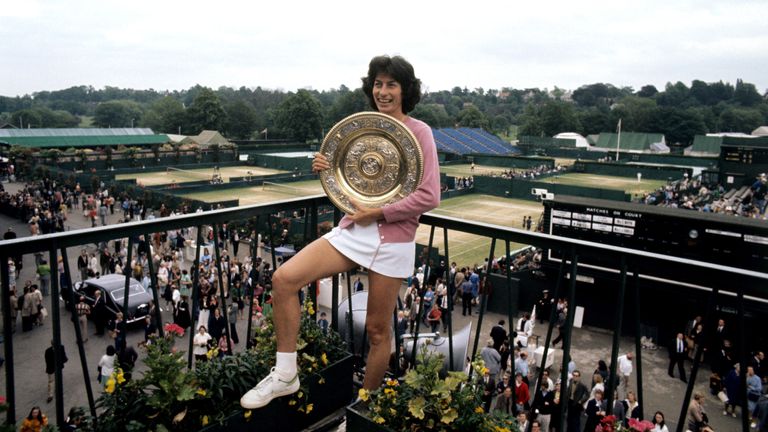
[372,73,403,119]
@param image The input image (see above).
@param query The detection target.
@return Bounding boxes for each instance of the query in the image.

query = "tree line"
[1,79,766,146]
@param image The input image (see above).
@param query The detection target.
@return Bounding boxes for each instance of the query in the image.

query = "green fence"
[572,161,692,180]
[250,154,313,172]
[620,153,718,168]
[469,154,555,169]
[473,176,630,202]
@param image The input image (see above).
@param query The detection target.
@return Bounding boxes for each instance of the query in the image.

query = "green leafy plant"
[358,351,518,432]
[95,299,346,431]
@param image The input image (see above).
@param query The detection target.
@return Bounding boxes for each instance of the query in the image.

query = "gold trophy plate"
[319,112,423,214]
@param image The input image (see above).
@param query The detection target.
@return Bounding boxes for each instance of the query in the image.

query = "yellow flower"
[115,369,126,384]
[244,410,252,419]
[305,404,313,414]
[104,377,116,394]
[384,388,396,396]
[474,406,484,414]
[298,391,304,398]
[318,378,326,385]
[386,379,399,387]
[196,389,207,397]
[321,353,328,366]
[358,388,370,402]
[289,399,297,406]
[202,415,209,426]
[374,416,386,424]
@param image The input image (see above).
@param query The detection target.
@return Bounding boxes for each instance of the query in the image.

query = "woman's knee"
[271,268,300,295]
[366,323,392,346]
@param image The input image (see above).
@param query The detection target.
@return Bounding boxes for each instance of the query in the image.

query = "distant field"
[416,194,544,267]
[177,179,324,205]
[441,164,523,178]
[537,172,666,195]
[116,165,286,186]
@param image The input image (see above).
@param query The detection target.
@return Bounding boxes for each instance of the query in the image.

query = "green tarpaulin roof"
[595,132,665,151]
[689,135,722,155]
[0,128,168,148]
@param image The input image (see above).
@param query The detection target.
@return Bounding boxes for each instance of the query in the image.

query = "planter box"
[202,354,353,432]
[345,401,395,432]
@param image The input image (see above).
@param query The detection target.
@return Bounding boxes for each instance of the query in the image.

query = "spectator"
[20,406,48,432]
[44,340,68,403]
[481,338,502,379]
[97,346,116,390]
[618,352,634,392]
[75,296,90,342]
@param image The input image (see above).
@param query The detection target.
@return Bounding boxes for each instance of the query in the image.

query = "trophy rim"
[319,112,424,214]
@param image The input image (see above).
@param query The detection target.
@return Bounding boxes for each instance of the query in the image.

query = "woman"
[20,406,48,432]
[193,325,212,364]
[98,346,116,390]
[208,305,225,341]
[622,391,641,426]
[241,55,440,410]
[687,392,706,432]
[584,389,607,432]
[174,295,191,330]
[593,360,609,387]
[651,411,669,432]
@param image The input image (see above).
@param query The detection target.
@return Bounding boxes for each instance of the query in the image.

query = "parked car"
[62,274,153,324]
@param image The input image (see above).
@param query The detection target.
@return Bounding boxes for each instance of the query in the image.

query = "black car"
[62,274,154,324]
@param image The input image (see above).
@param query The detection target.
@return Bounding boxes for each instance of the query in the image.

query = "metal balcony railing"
[1,194,765,432]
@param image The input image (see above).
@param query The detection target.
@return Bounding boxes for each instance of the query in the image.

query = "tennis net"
[167,166,214,182]
[261,181,320,197]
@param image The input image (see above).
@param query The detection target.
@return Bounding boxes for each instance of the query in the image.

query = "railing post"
[48,244,65,426]
[60,247,96,420]
[632,269,644,419]
[737,287,749,432]
[212,224,232,354]
[676,282,719,432]
[308,201,318,321]
[245,218,258,348]
[444,227,453,370]
[607,256,628,414]
[0,254,15,425]
[142,233,163,338]
[331,208,342,333]
[559,251,579,432]
[121,237,135,353]
[187,227,203,369]
[469,238,496,379]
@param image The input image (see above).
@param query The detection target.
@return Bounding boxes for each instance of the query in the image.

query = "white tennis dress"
[323,221,414,279]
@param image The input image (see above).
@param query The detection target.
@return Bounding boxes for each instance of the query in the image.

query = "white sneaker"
[240,367,300,409]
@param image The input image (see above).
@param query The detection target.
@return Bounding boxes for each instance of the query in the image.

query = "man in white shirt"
[618,352,634,392]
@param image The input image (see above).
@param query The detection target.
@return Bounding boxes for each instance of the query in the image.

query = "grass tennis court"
[416,194,544,267]
[176,180,324,205]
[441,164,527,178]
[537,172,666,195]
[116,165,287,186]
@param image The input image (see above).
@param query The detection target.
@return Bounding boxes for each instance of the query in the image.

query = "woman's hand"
[347,198,383,227]
[312,153,330,173]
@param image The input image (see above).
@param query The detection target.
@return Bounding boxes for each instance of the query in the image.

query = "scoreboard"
[543,196,768,273]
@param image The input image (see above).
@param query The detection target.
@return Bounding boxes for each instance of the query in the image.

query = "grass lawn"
[177,180,324,205]
[416,194,544,268]
[537,172,666,196]
[116,165,287,186]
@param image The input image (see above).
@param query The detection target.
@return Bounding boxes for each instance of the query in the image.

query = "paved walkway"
[0,180,743,431]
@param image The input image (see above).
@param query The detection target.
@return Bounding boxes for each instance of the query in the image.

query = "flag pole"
[615,119,622,162]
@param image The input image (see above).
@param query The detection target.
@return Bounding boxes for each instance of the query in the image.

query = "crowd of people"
[495,164,568,180]
[639,173,767,219]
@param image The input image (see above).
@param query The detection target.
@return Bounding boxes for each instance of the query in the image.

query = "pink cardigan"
[338,116,441,243]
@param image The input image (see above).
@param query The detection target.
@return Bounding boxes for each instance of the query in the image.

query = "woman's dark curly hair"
[361,55,421,114]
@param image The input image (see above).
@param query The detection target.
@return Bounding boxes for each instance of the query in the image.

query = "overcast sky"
[1,0,766,97]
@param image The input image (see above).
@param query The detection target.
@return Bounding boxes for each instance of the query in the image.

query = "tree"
[637,85,659,98]
[186,88,227,134]
[223,100,258,139]
[142,97,186,134]
[539,100,581,136]
[577,107,611,135]
[93,100,144,128]
[327,88,368,125]
[652,107,707,145]
[518,104,543,137]
[456,105,490,129]
[272,90,324,142]
[610,96,658,132]
[656,82,692,107]
[732,79,762,107]
[718,107,763,133]
[411,104,452,128]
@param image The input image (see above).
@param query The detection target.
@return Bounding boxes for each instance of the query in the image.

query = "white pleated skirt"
[323,222,414,279]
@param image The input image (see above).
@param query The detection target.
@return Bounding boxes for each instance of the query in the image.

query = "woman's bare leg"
[362,271,402,389]
[271,237,355,352]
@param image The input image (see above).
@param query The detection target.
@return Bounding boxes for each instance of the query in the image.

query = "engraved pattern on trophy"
[319,112,423,214]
